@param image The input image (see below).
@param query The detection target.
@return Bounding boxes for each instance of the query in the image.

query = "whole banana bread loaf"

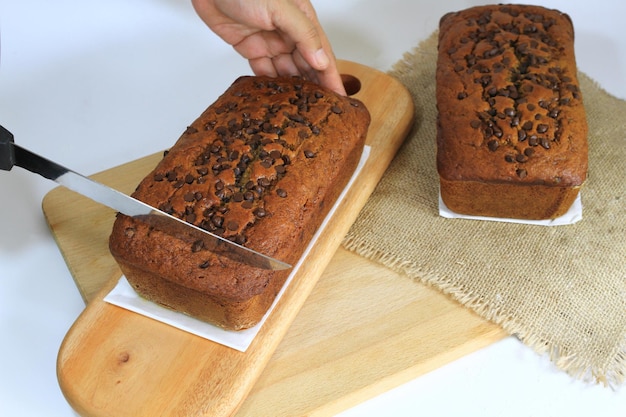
[109,75,369,330]
[436,4,588,220]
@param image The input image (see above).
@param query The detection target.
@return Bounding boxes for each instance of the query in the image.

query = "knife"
[0,125,291,270]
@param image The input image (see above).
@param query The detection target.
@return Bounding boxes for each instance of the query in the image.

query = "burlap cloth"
[342,32,626,387]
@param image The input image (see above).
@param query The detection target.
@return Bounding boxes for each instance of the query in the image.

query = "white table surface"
[0,1,624,416]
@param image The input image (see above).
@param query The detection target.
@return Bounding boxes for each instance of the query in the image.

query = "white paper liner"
[438,191,583,226]
[104,146,370,352]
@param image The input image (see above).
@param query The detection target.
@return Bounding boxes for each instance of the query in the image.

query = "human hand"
[191,0,346,95]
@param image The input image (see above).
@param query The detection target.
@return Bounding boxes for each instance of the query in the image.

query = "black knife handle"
[0,125,16,171]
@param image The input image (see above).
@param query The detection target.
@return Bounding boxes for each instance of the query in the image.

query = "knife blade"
[0,125,291,270]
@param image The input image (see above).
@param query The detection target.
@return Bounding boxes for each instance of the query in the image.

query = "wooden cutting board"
[45,60,505,417]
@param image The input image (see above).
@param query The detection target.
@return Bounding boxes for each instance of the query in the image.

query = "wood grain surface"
[45,60,505,417]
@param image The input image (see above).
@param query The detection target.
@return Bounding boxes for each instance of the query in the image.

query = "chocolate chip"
[487,140,499,151]
[186,213,196,224]
[304,150,316,158]
[470,120,481,129]
[269,150,282,159]
[185,174,195,184]
[287,113,305,123]
[227,220,239,231]
[275,165,286,174]
[184,193,195,202]
[212,215,224,228]
[232,192,244,202]
[241,200,253,209]
[515,154,526,163]
[331,106,343,114]
[516,168,528,178]
[457,92,468,100]
[199,260,210,269]
[505,154,515,163]
[540,138,551,149]
[537,124,549,133]
[276,189,287,198]
[159,202,174,214]
[522,121,533,131]
[154,173,165,182]
[253,207,267,218]
[233,234,246,245]
[191,240,204,253]
[518,130,527,142]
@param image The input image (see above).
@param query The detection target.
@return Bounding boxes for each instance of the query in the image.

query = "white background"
[0,1,624,416]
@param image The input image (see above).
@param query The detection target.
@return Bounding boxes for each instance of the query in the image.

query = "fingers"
[270,0,347,95]
[269,0,325,67]
[249,54,300,79]
[192,0,347,95]
[249,50,346,97]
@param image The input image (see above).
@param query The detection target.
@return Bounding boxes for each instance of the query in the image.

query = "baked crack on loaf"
[436,4,588,220]
[109,75,370,330]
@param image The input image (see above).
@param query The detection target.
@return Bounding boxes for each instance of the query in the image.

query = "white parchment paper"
[104,146,370,352]
[438,191,583,226]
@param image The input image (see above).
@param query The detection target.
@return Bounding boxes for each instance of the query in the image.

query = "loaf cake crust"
[109,75,369,330]
[436,4,588,220]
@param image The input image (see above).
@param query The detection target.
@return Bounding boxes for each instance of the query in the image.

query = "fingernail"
[314,48,329,69]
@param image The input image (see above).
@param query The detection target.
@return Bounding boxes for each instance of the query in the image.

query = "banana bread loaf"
[109,75,369,330]
[436,4,588,220]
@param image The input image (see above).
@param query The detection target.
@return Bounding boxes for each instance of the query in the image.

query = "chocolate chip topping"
[141,77,352,258]
[446,5,580,179]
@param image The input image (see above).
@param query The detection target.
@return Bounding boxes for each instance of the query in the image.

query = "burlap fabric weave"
[343,32,626,386]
